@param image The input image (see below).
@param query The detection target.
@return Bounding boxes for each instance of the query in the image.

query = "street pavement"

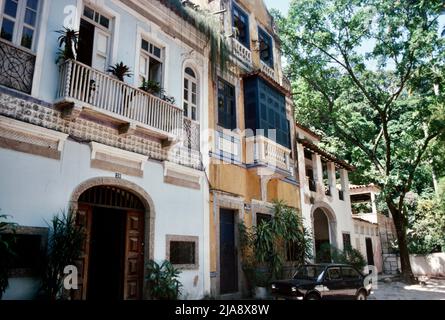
[369,277,445,300]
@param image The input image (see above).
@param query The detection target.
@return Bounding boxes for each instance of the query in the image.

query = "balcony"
[260,61,275,81]
[0,39,36,94]
[231,38,252,69]
[183,118,200,151]
[56,60,183,142]
[246,135,292,175]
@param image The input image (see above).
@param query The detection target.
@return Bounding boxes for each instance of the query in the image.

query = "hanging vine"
[163,0,232,77]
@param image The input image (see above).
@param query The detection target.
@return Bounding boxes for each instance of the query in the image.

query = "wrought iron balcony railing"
[0,39,36,94]
[183,118,200,152]
[56,59,183,141]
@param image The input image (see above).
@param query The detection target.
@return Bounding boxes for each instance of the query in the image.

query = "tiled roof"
[295,122,322,140]
[241,70,291,96]
[352,216,378,225]
[297,138,355,171]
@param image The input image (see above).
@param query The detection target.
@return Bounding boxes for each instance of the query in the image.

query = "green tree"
[407,180,445,254]
[274,0,445,283]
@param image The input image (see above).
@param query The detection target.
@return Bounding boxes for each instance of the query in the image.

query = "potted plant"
[146,260,182,300]
[40,211,84,300]
[140,78,162,96]
[108,62,132,82]
[0,214,16,300]
[55,28,79,64]
[239,201,312,299]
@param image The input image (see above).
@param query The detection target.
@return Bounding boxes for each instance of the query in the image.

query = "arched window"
[183,67,198,121]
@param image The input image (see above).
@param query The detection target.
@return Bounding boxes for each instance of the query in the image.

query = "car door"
[341,267,363,298]
[321,267,346,299]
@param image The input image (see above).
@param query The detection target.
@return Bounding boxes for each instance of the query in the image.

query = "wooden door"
[219,209,238,294]
[123,211,144,300]
[73,204,92,300]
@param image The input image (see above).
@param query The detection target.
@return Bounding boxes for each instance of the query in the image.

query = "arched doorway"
[313,208,331,262]
[71,181,153,300]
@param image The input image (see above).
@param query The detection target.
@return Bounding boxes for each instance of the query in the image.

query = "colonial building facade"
[350,184,397,274]
[295,123,357,260]
[195,0,300,297]
[0,0,210,299]
[0,0,393,301]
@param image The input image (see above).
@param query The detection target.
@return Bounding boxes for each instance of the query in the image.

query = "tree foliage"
[407,180,445,254]
[274,0,445,283]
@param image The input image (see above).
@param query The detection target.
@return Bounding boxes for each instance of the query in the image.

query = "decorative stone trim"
[165,235,199,270]
[90,142,148,177]
[69,177,156,300]
[0,115,68,159]
[163,161,202,190]
[251,199,274,226]
[261,61,276,81]
[0,91,202,170]
[213,192,245,212]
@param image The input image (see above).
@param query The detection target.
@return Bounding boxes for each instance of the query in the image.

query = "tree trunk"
[388,203,417,284]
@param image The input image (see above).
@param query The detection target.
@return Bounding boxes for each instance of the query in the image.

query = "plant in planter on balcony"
[0,213,16,299]
[40,211,84,300]
[55,28,79,64]
[108,62,132,82]
[146,260,182,300]
[139,78,162,96]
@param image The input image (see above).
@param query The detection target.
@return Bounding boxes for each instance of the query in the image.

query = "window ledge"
[0,115,68,159]
[163,161,202,190]
[90,142,148,177]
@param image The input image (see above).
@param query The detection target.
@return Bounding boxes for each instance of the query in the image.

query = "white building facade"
[295,124,356,260]
[0,0,211,300]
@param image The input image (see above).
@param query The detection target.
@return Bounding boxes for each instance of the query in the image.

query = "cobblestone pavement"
[369,278,445,300]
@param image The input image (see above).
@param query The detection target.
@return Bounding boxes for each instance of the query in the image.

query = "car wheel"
[305,293,320,301]
[356,290,367,300]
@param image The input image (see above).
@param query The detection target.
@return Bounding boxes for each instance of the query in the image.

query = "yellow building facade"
[197,0,301,297]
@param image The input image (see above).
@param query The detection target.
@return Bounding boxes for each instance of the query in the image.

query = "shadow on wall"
[409,253,445,277]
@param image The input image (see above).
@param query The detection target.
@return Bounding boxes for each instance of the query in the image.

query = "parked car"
[271,264,372,300]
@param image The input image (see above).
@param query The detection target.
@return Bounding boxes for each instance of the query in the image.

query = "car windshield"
[293,265,325,280]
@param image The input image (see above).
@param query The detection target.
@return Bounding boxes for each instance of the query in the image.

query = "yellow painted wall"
[267,179,300,209]
[204,0,301,277]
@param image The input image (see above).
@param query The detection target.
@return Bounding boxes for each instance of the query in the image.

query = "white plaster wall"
[300,190,356,252]
[409,253,445,277]
[0,140,208,299]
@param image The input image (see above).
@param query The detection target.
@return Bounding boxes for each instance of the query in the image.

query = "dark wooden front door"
[365,238,374,266]
[219,209,238,294]
[74,186,146,300]
[123,211,144,300]
[87,207,126,300]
